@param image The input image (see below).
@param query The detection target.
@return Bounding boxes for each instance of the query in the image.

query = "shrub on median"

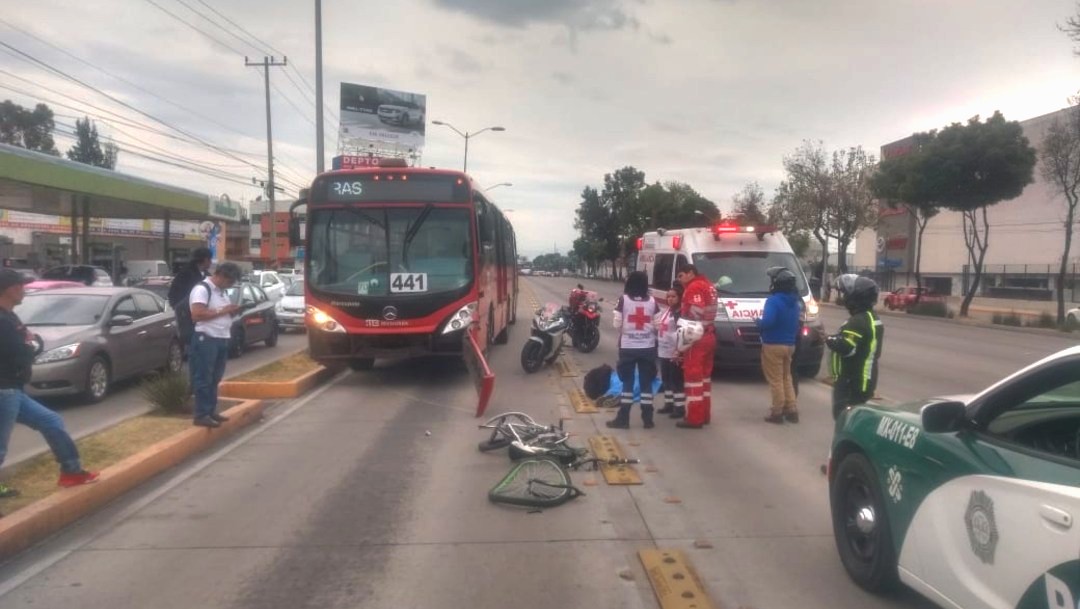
[141,371,192,414]
[907,301,949,318]
[1026,312,1057,329]
[992,312,1023,327]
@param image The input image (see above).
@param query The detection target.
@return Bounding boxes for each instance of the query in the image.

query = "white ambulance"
[636,221,824,376]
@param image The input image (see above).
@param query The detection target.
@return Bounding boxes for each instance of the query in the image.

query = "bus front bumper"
[309,328,465,361]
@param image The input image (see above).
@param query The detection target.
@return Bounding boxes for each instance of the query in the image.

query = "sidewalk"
[822,301,1074,338]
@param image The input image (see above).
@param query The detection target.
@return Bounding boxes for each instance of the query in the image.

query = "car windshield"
[16,294,111,326]
[692,252,809,297]
[308,206,473,296]
[285,281,304,297]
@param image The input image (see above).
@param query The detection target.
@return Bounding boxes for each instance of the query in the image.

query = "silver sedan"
[18,287,183,403]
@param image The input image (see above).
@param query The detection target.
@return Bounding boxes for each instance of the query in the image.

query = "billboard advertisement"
[339,83,426,149]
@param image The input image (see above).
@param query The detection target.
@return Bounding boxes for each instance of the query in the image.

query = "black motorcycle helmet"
[767,266,797,294]
[836,274,879,313]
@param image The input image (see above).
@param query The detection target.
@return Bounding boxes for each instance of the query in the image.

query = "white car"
[275,279,305,332]
[377,104,423,127]
[248,270,286,301]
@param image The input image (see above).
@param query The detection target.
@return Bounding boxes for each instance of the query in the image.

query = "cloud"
[430,0,639,30]
[443,48,486,73]
[551,71,576,85]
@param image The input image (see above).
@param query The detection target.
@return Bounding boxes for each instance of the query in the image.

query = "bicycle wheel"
[478,413,539,452]
[489,458,584,508]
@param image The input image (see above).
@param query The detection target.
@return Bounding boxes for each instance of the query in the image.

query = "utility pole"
[315,0,325,174]
[246,56,287,265]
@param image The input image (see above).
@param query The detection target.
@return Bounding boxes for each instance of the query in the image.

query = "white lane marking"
[0,368,352,599]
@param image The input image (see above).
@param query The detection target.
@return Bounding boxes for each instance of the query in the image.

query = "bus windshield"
[692,251,809,298]
[308,206,473,296]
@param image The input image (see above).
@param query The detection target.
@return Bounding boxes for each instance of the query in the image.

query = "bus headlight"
[442,301,478,334]
[306,305,346,333]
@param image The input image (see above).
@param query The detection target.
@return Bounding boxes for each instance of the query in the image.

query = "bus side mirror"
[289,218,301,247]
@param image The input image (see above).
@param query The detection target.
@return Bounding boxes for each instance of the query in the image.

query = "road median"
[0,397,265,561]
[219,351,334,400]
[821,301,1073,337]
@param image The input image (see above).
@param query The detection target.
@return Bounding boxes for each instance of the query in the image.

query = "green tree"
[66,116,118,169]
[1041,103,1080,324]
[771,141,833,285]
[787,231,811,259]
[931,113,1037,317]
[0,100,59,155]
[871,133,941,306]
[829,146,878,273]
[732,182,768,225]
[573,185,620,278]
[602,166,647,270]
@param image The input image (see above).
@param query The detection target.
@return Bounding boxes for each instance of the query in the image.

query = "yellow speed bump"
[568,387,599,413]
[638,549,715,609]
[588,435,642,485]
[556,357,578,378]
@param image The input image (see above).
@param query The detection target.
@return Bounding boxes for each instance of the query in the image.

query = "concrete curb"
[219,365,333,400]
[0,398,266,561]
[821,302,1073,338]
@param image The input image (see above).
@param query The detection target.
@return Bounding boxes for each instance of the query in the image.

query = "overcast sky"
[1,0,1077,257]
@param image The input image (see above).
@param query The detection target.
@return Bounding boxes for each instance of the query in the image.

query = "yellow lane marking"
[568,387,599,413]
[588,435,642,485]
[638,549,715,609]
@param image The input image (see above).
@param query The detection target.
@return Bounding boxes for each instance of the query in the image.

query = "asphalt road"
[2,331,308,471]
[0,277,1070,608]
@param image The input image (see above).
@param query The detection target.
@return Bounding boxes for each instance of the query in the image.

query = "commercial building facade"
[854,106,1079,302]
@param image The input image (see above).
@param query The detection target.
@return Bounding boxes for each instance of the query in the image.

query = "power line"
[0,40,270,176]
[195,0,280,56]
[0,16,263,144]
[140,0,245,55]
[172,0,267,56]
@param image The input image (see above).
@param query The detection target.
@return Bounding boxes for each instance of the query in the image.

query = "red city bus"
[289,160,517,404]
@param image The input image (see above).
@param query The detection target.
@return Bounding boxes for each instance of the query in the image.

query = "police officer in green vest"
[827,274,884,420]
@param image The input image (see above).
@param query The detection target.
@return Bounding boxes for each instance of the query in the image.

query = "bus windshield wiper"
[401,204,434,268]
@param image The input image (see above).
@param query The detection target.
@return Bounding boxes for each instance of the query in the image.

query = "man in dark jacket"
[757,267,802,424]
[828,274,884,420]
[0,269,99,500]
[168,248,213,354]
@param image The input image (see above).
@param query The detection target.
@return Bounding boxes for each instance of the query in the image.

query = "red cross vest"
[619,295,658,350]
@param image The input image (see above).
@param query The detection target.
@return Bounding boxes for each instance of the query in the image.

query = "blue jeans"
[189,332,230,419]
[0,388,82,473]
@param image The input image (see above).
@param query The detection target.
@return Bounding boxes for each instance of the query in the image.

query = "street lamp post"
[485,183,512,192]
[431,121,505,173]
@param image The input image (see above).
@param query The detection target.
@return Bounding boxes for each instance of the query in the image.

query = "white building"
[855,107,1078,302]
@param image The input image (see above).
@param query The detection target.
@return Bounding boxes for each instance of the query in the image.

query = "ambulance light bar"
[711,222,776,241]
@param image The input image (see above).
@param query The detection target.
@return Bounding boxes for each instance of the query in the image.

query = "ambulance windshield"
[692,252,809,297]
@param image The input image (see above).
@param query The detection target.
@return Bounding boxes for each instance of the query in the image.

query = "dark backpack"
[583,364,614,400]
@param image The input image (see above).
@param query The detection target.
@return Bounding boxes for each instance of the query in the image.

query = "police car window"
[691,252,808,297]
[985,374,1080,462]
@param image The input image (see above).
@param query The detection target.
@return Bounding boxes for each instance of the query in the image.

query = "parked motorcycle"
[567,284,602,353]
[521,303,570,373]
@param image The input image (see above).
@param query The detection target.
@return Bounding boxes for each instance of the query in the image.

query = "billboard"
[339,83,426,149]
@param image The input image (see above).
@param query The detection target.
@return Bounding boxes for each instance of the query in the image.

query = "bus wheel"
[508,294,517,325]
[487,308,496,346]
[349,358,375,371]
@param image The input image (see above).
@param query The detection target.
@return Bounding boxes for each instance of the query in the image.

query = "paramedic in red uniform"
[676,264,718,429]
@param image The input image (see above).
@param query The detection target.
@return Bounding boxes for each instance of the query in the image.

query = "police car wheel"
[830,452,899,593]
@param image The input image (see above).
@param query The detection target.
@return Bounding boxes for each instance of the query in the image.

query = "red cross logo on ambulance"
[723,299,765,320]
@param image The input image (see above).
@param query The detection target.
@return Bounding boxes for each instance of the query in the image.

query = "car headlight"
[441,301,478,334]
[804,298,820,323]
[306,305,346,333]
[35,343,81,364]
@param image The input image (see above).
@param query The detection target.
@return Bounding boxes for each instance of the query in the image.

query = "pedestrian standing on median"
[758,267,802,424]
[655,285,687,420]
[168,247,213,358]
[676,264,718,429]
[827,274,885,420]
[188,262,242,429]
[0,269,99,500]
[608,271,660,430]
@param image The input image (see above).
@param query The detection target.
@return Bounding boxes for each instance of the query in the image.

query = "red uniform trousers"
[682,331,716,426]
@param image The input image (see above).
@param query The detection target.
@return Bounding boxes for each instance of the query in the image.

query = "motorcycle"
[520,303,570,373]
[567,284,603,353]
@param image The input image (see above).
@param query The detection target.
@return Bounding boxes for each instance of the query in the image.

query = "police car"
[829,347,1080,609]
[635,222,824,375]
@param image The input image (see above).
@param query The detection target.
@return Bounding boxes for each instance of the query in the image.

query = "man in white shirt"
[188,262,241,428]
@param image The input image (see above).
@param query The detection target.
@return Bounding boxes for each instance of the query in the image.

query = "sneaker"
[643,420,655,429]
[210,412,231,423]
[0,484,20,499]
[669,407,685,419]
[764,414,785,425]
[656,405,674,415]
[675,421,703,429]
[784,412,800,423]
[194,416,221,428]
[605,420,630,429]
[58,470,100,488]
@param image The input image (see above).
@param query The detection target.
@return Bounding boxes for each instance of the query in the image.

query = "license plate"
[390,273,427,293]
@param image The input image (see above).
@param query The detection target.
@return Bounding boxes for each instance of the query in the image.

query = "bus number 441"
[390,273,427,293]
